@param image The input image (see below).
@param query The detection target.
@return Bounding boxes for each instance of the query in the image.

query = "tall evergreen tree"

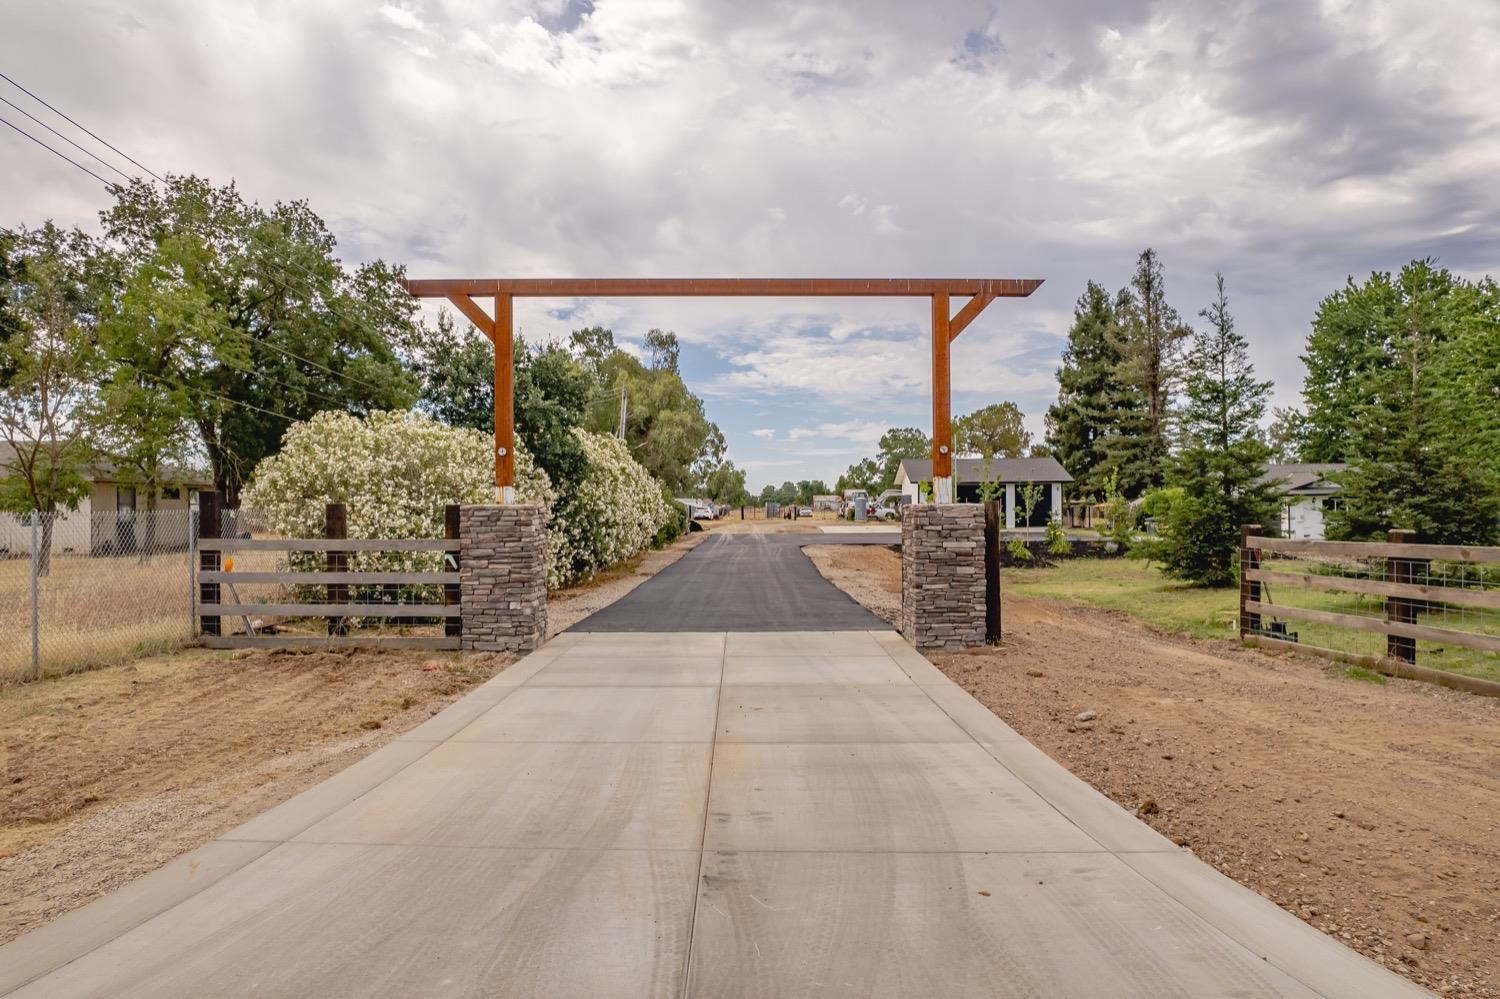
[1110,249,1191,492]
[1322,262,1500,543]
[1159,275,1278,586]
[1044,282,1145,497]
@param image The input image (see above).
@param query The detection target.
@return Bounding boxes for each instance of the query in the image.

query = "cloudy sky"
[3,0,1498,489]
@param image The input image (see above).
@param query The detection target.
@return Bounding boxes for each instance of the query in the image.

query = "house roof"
[0,443,213,488]
[898,456,1074,485]
[1261,463,1347,496]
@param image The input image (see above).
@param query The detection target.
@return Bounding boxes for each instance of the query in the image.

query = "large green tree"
[955,402,1030,461]
[1111,249,1191,492]
[836,458,882,494]
[579,333,722,495]
[418,315,596,494]
[1044,281,1147,497]
[1316,262,1500,543]
[100,176,419,504]
[703,460,750,506]
[875,426,930,491]
[1158,275,1279,586]
[0,224,109,571]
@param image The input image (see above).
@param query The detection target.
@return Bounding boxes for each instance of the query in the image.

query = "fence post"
[983,499,1001,643]
[1239,524,1262,638]
[326,502,348,636]
[1386,528,1421,666]
[198,491,221,637]
[30,511,40,679]
[444,504,462,641]
[188,508,197,638]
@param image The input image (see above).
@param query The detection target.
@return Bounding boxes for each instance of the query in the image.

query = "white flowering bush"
[550,430,676,588]
[243,411,558,592]
[243,411,672,592]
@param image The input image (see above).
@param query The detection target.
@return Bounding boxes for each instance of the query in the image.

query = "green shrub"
[1045,518,1071,556]
[1006,537,1033,562]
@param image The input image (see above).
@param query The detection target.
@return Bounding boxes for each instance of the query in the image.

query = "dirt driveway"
[807,544,1500,998]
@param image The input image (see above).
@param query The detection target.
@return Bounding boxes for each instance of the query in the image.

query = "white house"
[896,456,1073,530]
[0,444,212,556]
[1261,463,1347,540]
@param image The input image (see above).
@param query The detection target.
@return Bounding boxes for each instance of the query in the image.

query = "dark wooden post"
[198,490,222,637]
[444,504,462,640]
[326,502,348,636]
[1386,529,1421,665]
[984,499,1002,642]
[1239,524,1262,638]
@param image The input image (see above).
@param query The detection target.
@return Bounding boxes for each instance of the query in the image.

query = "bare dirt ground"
[0,647,513,943]
[0,529,709,944]
[806,544,1500,998]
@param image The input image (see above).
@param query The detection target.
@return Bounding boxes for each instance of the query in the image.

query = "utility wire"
[0,113,114,189]
[0,71,405,397]
[0,70,165,182]
[0,93,133,183]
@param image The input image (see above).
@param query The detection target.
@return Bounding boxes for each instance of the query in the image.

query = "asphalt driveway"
[569,531,897,632]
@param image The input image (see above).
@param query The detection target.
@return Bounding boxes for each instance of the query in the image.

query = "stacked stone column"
[901,504,986,650]
[459,504,547,652]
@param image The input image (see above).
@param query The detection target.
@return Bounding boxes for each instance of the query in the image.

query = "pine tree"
[1111,249,1191,493]
[1044,282,1146,498]
[1325,262,1500,543]
[1159,275,1278,586]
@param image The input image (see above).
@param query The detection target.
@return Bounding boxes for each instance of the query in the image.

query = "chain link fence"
[1,509,198,682]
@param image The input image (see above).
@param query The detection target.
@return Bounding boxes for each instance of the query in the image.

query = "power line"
[1,74,435,411]
[0,93,133,183]
[0,73,403,400]
[0,70,164,183]
[0,113,114,189]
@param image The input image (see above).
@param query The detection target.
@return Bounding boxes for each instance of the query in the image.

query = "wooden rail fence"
[195,497,461,651]
[1238,525,1500,696]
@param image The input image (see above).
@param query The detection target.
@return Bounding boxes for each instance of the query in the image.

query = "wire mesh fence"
[1239,535,1500,687]
[1,509,198,683]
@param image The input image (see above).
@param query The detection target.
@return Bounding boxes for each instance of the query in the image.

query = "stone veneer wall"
[901,504,986,650]
[459,504,547,653]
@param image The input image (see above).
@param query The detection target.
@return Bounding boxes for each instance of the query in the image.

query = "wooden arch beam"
[402,277,1044,505]
[446,293,496,341]
[947,291,995,342]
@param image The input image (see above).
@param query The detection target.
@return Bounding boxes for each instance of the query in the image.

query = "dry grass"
[0,554,193,683]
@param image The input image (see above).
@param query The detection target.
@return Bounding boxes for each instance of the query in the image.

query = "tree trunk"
[36,509,54,578]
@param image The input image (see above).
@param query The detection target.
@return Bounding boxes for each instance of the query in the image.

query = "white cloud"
[750,428,776,440]
[3,0,1498,484]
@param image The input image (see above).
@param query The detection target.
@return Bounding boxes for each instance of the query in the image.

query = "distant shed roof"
[1261,463,1347,496]
[898,456,1073,485]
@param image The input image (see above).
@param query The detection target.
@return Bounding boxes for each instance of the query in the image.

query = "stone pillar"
[459,504,547,653]
[901,504,986,650]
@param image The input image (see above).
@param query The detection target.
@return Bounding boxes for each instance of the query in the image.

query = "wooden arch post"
[401,279,1040,505]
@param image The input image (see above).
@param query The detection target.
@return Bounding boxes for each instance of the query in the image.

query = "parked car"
[798,506,813,517]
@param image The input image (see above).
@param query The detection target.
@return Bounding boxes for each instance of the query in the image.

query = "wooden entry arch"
[400,278,1043,503]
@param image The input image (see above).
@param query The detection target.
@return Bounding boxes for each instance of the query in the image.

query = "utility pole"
[616,384,627,439]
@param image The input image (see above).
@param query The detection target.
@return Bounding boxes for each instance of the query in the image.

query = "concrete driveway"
[0,630,1425,997]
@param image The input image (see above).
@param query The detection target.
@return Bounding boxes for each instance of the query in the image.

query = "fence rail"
[198,538,460,552]
[1239,526,1500,696]
[194,497,462,652]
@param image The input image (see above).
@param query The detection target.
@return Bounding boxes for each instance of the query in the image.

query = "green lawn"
[1004,557,1500,684]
